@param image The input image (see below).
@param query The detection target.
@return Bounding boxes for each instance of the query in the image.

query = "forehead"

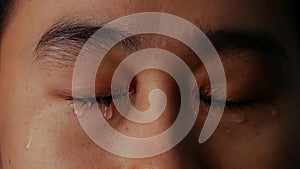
[17,0,286,28]
[9,0,287,45]
[0,0,292,70]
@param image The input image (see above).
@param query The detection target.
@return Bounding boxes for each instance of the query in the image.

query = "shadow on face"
[0,0,300,169]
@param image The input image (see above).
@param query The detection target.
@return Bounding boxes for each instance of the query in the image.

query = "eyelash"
[200,95,252,110]
[70,90,251,112]
[72,96,112,107]
[71,90,131,108]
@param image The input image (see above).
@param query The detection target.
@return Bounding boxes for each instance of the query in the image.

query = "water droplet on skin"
[74,103,89,117]
[225,129,232,135]
[191,101,197,116]
[103,105,113,120]
[226,112,246,124]
[25,136,32,150]
[70,103,75,109]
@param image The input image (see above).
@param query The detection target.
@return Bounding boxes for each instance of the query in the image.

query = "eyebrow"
[208,29,287,59]
[33,20,287,69]
[34,20,142,69]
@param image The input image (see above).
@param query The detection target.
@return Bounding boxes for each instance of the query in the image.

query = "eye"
[69,89,132,118]
[197,88,258,124]
[198,88,255,111]
[72,95,113,109]
[201,95,254,110]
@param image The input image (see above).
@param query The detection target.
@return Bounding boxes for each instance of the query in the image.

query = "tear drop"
[225,129,232,135]
[103,106,113,120]
[25,136,32,150]
[74,103,89,117]
[226,112,246,124]
[70,103,75,109]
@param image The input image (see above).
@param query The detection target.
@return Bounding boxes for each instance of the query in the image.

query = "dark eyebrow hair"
[35,20,142,51]
[34,20,142,69]
[33,20,287,69]
[207,30,287,59]
[35,22,100,51]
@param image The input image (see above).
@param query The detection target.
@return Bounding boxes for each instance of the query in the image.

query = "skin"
[0,0,300,169]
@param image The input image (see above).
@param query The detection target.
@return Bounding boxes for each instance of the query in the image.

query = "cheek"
[1,94,125,169]
[197,101,296,169]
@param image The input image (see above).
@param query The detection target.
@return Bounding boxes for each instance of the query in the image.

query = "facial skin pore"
[0,0,299,169]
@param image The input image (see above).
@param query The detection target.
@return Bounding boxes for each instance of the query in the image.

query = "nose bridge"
[117,69,195,169]
[135,68,180,123]
[134,68,180,111]
[120,68,180,137]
